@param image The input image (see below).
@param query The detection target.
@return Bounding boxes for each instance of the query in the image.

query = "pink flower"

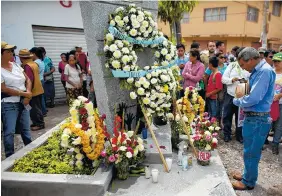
[100,151,106,157]
[193,134,201,141]
[212,132,218,137]
[189,86,193,91]
[150,144,153,148]
[205,135,212,141]
[211,117,217,123]
[108,155,116,163]
[115,154,119,158]
[204,112,209,117]
[127,147,133,154]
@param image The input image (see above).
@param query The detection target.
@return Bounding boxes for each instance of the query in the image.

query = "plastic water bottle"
[182,146,188,171]
[177,150,183,166]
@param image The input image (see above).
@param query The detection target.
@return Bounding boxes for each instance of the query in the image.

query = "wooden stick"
[133,119,140,136]
[140,103,169,173]
[175,104,198,158]
[122,109,125,130]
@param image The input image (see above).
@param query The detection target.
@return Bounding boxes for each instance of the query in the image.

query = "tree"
[158,0,197,44]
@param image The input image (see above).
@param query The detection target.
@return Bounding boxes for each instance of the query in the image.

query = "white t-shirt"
[64,64,81,88]
[274,73,282,104]
[1,62,26,102]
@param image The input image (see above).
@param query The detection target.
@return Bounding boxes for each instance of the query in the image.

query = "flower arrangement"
[12,97,106,174]
[100,114,145,180]
[60,96,106,170]
[104,4,180,119]
[175,86,205,127]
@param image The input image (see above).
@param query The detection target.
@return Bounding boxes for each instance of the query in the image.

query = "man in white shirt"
[222,47,250,143]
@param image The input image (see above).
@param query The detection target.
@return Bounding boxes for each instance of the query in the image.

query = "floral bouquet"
[175,86,205,132]
[60,96,105,172]
[101,115,145,180]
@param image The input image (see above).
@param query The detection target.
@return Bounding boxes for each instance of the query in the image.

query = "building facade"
[158,1,282,52]
[1,1,87,101]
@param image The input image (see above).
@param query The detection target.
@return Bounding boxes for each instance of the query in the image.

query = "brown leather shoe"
[232,172,243,181]
[232,181,254,190]
[31,125,45,131]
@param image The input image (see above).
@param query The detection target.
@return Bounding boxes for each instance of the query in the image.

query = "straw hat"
[18,49,33,58]
[1,41,16,50]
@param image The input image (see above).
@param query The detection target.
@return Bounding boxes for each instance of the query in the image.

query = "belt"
[244,112,269,117]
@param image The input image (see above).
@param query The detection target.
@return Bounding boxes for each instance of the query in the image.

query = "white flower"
[106,33,114,42]
[183,116,189,122]
[72,137,82,145]
[146,73,152,79]
[122,55,130,64]
[205,144,211,151]
[165,54,171,61]
[130,14,137,21]
[151,78,158,84]
[137,87,145,95]
[112,60,121,69]
[143,97,150,105]
[150,101,156,108]
[129,3,136,7]
[129,55,133,60]
[148,26,153,33]
[61,133,70,141]
[130,92,137,99]
[155,85,161,90]
[115,7,124,13]
[137,15,144,22]
[140,26,146,33]
[113,50,122,59]
[212,138,218,144]
[143,32,149,38]
[127,78,134,84]
[123,65,130,71]
[105,63,109,68]
[208,126,215,131]
[129,8,136,13]
[63,128,71,135]
[132,20,140,28]
[122,47,130,54]
[163,40,168,47]
[145,92,150,97]
[204,131,211,136]
[130,29,138,37]
[161,48,168,55]
[150,95,157,101]
[138,144,144,151]
[78,96,88,102]
[75,160,83,168]
[127,131,134,137]
[110,20,116,26]
[126,151,133,158]
[161,61,169,66]
[104,45,109,52]
[215,127,221,131]
[155,51,160,58]
[135,81,141,87]
[134,148,138,157]
[72,99,81,107]
[160,75,168,82]
[142,21,149,27]
[166,113,174,120]
[123,16,129,23]
[175,114,180,121]
[143,81,150,89]
[61,140,69,148]
[74,148,80,153]
[119,146,127,151]
[75,153,84,160]
[115,40,124,48]
[144,11,151,16]
[114,15,121,22]
[139,77,147,84]
[151,71,158,77]
[109,44,118,52]
[75,124,82,129]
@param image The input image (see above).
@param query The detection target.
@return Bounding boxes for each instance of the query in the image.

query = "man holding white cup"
[232,47,275,190]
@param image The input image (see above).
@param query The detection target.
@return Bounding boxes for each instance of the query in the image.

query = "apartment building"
[158,1,282,52]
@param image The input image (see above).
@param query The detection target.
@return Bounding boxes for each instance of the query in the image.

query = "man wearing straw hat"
[19,49,45,131]
[232,47,275,190]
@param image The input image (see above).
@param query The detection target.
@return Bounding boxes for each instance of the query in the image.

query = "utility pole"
[261,0,269,48]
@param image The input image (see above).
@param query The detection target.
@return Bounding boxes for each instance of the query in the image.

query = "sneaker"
[272,145,279,155]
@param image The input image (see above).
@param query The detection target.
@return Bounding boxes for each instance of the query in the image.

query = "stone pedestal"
[79,1,158,133]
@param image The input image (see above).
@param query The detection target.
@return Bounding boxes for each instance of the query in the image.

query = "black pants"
[83,80,89,98]
[61,80,66,92]
[222,93,242,140]
[30,94,45,126]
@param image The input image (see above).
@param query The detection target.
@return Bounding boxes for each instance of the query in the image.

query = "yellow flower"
[163,84,169,93]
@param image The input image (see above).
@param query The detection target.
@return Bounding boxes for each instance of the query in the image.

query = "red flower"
[104,131,110,139]
[160,146,166,150]
[212,143,217,149]
[120,133,127,144]
[81,122,89,130]
[189,86,193,91]
[102,114,106,120]
[126,140,132,145]
[127,147,133,154]
[85,99,90,103]
[112,146,118,152]
[206,122,211,127]
[79,108,87,115]
[112,137,117,145]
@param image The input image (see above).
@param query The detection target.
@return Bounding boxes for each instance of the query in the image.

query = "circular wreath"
[104,4,180,118]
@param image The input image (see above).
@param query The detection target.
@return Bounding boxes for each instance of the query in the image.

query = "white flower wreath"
[104,4,179,118]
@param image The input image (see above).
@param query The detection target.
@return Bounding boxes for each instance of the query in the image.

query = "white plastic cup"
[166,158,172,171]
[151,169,159,183]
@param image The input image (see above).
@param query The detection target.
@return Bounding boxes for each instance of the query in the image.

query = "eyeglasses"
[269,56,273,59]
[219,56,225,59]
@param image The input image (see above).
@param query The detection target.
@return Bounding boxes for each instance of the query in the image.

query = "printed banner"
[108,26,165,46]
[238,107,245,127]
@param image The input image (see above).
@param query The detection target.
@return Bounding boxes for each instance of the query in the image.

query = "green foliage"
[12,130,94,175]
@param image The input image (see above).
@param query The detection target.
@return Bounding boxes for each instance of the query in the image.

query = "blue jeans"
[207,98,217,118]
[242,115,271,187]
[273,104,282,145]
[1,102,32,157]
[41,80,47,115]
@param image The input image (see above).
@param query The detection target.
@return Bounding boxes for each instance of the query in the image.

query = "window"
[247,6,259,22]
[272,1,281,17]
[204,7,227,22]
[181,12,190,24]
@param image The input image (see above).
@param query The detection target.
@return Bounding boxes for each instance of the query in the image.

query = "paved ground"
[1,104,69,160]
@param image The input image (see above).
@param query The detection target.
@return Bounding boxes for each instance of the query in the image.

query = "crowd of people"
[1,41,96,158]
[175,41,282,190]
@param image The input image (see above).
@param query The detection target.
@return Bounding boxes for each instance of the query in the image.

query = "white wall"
[1,1,83,52]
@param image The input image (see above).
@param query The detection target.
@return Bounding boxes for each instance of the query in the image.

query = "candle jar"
[151,169,159,183]
[165,158,172,171]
